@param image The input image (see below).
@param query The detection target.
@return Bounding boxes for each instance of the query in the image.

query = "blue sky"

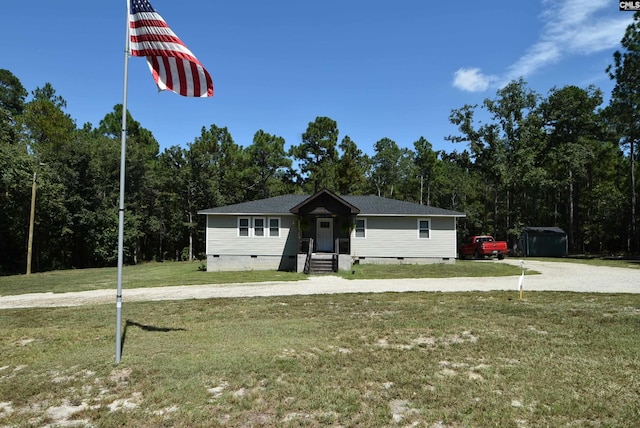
[1,1,633,156]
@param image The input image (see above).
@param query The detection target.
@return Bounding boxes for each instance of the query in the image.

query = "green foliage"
[19,84,76,161]
[336,135,370,195]
[2,50,639,274]
[0,69,27,145]
[0,141,31,272]
[606,11,640,253]
[447,79,629,251]
[538,85,606,252]
[245,129,291,199]
[289,116,339,192]
[413,137,438,205]
[370,137,402,198]
[0,69,27,117]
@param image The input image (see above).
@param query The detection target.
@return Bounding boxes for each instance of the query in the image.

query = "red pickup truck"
[459,235,508,260]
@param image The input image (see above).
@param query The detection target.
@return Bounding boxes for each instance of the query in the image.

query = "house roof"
[198,192,465,217]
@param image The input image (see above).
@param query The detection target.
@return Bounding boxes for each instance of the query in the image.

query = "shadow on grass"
[120,320,187,357]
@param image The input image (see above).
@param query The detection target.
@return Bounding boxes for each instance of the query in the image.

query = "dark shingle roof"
[198,194,465,217]
[342,195,465,216]
[198,195,306,215]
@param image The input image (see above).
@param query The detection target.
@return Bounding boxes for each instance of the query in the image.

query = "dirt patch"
[374,330,479,350]
[389,399,420,423]
[0,367,148,427]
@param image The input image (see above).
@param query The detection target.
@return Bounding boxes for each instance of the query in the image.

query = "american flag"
[129,0,214,97]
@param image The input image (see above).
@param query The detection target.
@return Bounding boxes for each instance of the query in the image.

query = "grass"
[0,261,307,296]
[526,256,640,269]
[340,259,532,279]
[0,260,532,296]
[1,291,639,426]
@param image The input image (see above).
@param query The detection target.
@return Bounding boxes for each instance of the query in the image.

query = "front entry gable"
[289,189,360,256]
[289,189,361,217]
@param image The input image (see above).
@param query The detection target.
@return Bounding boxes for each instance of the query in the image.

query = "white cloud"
[453,0,634,92]
[452,68,496,92]
[565,17,632,54]
[503,41,562,84]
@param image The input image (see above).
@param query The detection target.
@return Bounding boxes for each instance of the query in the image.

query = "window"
[253,218,265,237]
[355,218,366,238]
[418,219,430,239]
[238,217,250,237]
[269,218,280,237]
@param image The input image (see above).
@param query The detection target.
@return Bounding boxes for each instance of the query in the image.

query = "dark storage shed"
[518,227,568,257]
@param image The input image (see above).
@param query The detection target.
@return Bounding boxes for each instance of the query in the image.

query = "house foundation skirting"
[353,256,455,265]
[206,254,454,272]
[206,255,297,272]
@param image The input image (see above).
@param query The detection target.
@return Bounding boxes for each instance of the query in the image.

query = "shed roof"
[523,227,566,234]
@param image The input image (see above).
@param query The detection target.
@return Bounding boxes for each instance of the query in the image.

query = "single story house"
[198,189,466,273]
[517,227,568,257]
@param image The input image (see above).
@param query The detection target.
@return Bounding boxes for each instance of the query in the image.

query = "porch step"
[308,255,336,274]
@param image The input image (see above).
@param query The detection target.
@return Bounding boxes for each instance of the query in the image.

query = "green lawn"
[341,259,533,279]
[3,256,638,298]
[1,291,639,426]
[0,260,535,296]
[526,256,640,269]
[0,261,307,296]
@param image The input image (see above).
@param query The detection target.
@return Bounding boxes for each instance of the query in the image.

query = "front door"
[316,218,334,252]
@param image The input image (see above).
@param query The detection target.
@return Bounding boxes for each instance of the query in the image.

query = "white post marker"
[518,260,525,300]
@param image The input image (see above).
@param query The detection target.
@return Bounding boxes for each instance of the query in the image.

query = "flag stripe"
[131,40,198,63]
[176,58,188,95]
[129,0,213,97]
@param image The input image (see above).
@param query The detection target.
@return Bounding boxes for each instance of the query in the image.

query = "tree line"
[1,14,639,273]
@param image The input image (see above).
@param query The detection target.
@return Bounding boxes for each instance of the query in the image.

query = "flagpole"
[115,0,131,364]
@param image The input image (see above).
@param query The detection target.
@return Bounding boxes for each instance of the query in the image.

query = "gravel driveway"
[1,259,638,309]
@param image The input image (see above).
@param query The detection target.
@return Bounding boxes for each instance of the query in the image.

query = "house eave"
[198,211,292,216]
[198,212,466,218]
[360,213,466,217]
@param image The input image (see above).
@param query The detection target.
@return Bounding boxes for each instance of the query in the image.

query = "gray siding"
[205,215,298,256]
[350,216,457,259]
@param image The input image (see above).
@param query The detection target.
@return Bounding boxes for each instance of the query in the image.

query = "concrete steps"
[308,253,336,274]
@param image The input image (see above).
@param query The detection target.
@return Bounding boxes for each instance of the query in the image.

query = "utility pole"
[26,163,44,275]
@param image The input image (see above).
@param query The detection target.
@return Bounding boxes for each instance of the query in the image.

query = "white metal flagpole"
[115,0,132,364]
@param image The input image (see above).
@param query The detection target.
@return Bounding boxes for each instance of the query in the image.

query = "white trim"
[268,217,281,237]
[417,218,431,239]
[238,217,250,237]
[354,218,367,238]
[253,217,266,237]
